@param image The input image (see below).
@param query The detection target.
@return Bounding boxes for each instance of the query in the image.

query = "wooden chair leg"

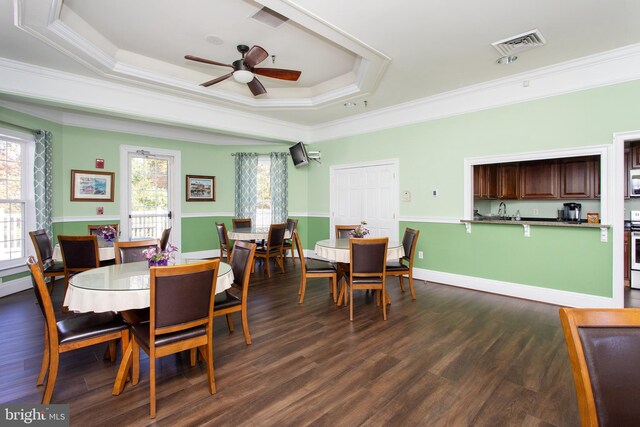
[399,275,406,292]
[349,284,354,321]
[132,339,140,385]
[41,350,59,404]
[113,340,133,396]
[108,341,117,362]
[265,256,271,278]
[331,276,337,303]
[190,348,197,367]
[299,276,307,303]
[382,287,387,320]
[37,326,49,386]
[277,252,285,273]
[205,341,216,395]
[408,273,416,300]
[241,308,251,345]
[150,356,156,418]
[226,313,235,333]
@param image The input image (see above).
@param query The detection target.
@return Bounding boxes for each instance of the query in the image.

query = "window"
[0,130,35,268]
[256,156,271,229]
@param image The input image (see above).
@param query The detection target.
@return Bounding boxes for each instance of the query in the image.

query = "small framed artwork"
[186,175,215,201]
[587,212,600,224]
[70,170,115,202]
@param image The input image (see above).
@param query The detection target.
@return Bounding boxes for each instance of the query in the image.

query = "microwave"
[631,169,640,197]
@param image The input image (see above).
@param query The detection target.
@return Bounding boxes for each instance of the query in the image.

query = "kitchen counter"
[461,219,609,228]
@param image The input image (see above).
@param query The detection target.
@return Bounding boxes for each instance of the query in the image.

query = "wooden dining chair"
[560,308,640,427]
[215,222,232,262]
[294,231,337,303]
[281,218,298,263]
[159,227,172,251]
[113,260,220,418]
[29,229,65,293]
[114,239,158,264]
[27,257,129,404]
[342,237,389,321]
[253,223,287,278]
[58,235,100,296]
[232,218,252,229]
[335,224,359,239]
[214,241,256,344]
[88,224,119,235]
[385,227,420,300]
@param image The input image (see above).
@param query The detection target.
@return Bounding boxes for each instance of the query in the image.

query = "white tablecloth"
[228,229,291,241]
[53,243,115,262]
[314,239,404,264]
[64,261,233,313]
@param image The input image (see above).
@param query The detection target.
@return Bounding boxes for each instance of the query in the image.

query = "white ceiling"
[2,0,640,142]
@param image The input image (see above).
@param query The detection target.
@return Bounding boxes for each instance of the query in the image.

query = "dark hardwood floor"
[0,259,580,426]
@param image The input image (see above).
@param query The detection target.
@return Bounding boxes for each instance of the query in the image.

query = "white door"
[331,160,399,240]
[120,146,181,246]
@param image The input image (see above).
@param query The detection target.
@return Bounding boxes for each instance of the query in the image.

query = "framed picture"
[186,175,215,201]
[587,212,600,224]
[70,170,115,202]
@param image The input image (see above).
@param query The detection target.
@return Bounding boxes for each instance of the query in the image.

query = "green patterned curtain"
[34,130,52,237]
[234,153,259,223]
[270,152,288,224]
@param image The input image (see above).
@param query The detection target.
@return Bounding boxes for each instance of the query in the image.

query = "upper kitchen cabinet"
[474,164,498,199]
[561,157,593,199]
[520,160,559,199]
[631,143,640,169]
[497,163,519,199]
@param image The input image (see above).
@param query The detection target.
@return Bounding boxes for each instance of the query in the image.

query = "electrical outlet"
[532,208,539,215]
[418,251,424,259]
[432,189,438,197]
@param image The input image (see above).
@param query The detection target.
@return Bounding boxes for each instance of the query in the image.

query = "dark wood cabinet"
[631,144,640,169]
[497,163,519,199]
[625,230,630,283]
[561,157,592,199]
[625,148,630,199]
[520,161,559,199]
[474,165,498,199]
[593,157,600,199]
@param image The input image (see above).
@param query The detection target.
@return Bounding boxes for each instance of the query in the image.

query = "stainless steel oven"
[630,169,640,197]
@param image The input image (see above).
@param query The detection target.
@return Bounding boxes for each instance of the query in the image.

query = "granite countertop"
[462,218,609,228]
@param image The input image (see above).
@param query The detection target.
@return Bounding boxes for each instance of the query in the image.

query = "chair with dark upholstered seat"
[560,308,640,427]
[29,229,65,293]
[215,222,232,262]
[214,240,256,344]
[27,257,129,404]
[159,227,172,251]
[232,218,252,229]
[114,239,159,264]
[253,222,286,278]
[335,224,358,239]
[113,260,220,418]
[58,235,100,295]
[88,224,119,235]
[293,231,337,303]
[385,227,420,300]
[281,218,298,263]
[341,237,388,321]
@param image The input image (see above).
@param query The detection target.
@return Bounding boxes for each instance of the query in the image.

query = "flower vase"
[148,259,168,267]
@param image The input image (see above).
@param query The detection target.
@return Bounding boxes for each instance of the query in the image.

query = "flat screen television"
[289,142,309,167]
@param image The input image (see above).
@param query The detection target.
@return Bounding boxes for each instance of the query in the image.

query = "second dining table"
[314,238,405,263]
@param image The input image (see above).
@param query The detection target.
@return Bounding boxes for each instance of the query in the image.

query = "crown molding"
[309,43,640,143]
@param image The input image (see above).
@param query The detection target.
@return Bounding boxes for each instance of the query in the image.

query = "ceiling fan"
[185,44,302,96]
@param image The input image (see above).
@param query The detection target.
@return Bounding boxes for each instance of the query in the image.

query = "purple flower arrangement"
[350,221,369,238]
[143,243,178,267]
[98,225,117,242]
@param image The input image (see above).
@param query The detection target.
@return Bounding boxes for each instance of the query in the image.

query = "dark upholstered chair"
[27,257,129,404]
[214,241,256,345]
[215,222,232,262]
[58,235,100,295]
[341,237,388,321]
[159,227,172,251]
[88,224,119,235]
[560,308,640,427]
[232,218,252,229]
[335,225,358,239]
[294,231,337,304]
[281,218,298,263]
[253,223,286,278]
[29,229,64,293]
[113,260,220,418]
[114,239,158,264]
[385,227,420,300]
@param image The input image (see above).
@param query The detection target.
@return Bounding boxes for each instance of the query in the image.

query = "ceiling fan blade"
[185,55,233,69]
[253,68,301,81]
[247,77,267,96]
[200,72,233,87]
[243,45,269,68]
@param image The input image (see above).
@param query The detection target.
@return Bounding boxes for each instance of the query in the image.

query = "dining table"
[228,226,291,241]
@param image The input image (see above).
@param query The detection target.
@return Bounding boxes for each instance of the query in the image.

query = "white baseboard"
[0,276,32,298]
[414,267,618,308]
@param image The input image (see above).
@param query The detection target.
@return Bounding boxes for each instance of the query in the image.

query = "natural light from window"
[256,156,271,229]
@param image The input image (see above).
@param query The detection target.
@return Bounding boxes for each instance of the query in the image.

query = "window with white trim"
[0,129,35,269]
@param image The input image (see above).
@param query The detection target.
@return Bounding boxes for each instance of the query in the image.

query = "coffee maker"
[563,202,582,222]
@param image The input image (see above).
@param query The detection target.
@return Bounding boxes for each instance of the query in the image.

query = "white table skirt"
[64,261,233,313]
[228,229,291,241]
[53,243,115,262]
[314,239,405,264]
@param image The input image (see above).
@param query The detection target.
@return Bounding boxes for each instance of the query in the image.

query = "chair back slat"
[267,223,287,248]
[88,224,119,235]
[115,239,158,264]
[232,218,251,230]
[351,238,388,275]
[336,225,358,239]
[30,230,54,265]
[230,241,256,291]
[293,231,306,272]
[26,257,58,340]
[286,218,297,236]
[159,228,172,251]
[58,235,100,269]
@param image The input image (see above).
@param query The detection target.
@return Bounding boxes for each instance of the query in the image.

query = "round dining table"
[228,226,291,241]
[64,259,234,313]
[314,238,405,263]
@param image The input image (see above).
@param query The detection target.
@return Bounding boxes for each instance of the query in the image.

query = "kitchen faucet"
[498,202,507,219]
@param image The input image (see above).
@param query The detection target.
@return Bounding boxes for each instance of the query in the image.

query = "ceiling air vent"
[251,7,289,28]
[492,29,546,56]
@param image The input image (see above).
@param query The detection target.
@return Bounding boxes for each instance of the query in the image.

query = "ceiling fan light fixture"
[233,70,254,83]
